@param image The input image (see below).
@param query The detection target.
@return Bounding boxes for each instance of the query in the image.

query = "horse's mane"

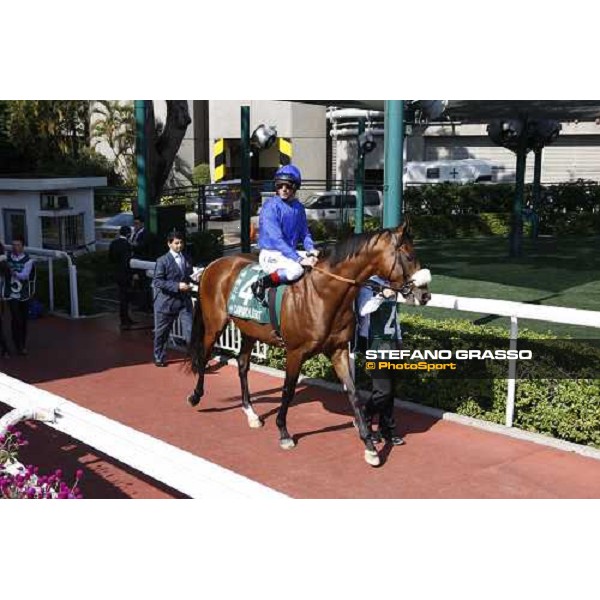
[320,229,393,268]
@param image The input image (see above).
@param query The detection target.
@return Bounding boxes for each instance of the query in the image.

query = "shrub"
[188,229,224,266]
[253,314,600,448]
[0,426,83,499]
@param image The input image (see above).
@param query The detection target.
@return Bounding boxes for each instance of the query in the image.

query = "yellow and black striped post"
[278,137,292,166]
[214,138,226,182]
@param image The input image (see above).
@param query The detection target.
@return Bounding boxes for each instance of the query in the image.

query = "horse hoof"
[364,449,381,467]
[280,438,296,450]
[187,393,201,408]
[248,417,264,429]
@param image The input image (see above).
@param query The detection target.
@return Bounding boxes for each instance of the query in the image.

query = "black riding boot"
[251,275,276,306]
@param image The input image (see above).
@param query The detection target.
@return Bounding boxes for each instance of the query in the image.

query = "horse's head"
[375,220,431,306]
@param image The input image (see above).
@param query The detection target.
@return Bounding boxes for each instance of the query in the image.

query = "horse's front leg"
[238,335,263,428]
[276,351,303,450]
[330,346,380,467]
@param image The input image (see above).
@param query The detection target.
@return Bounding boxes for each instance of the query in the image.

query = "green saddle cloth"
[227,264,287,327]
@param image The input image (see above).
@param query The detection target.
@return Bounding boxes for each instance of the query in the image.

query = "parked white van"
[302,189,383,223]
[404,159,497,185]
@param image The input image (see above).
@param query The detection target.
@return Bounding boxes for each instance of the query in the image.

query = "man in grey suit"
[152,230,194,367]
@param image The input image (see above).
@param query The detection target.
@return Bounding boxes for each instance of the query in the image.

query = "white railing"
[131,260,268,360]
[1,245,80,318]
[0,372,287,499]
[132,257,600,428]
[424,294,600,427]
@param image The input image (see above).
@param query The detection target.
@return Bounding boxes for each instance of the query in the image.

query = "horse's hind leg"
[330,346,380,467]
[238,335,263,428]
[188,315,229,407]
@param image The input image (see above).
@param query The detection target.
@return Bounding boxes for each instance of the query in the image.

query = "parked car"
[95,211,135,250]
[203,179,264,220]
[203,194,240,220]
[95,211,199,250]
[302,190,383,223]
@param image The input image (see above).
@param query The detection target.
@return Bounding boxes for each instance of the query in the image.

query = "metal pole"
[532,148,542,238]
[48,258,54,312]
[383,101,405,228]
[355,118,365,234]
[510,133,527,257]
[532,147,542,207]
[135,100,148,223]
[198,185,206,233]
[240,105,251,254]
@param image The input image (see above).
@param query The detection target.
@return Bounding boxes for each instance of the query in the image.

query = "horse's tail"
[187,272,206,375]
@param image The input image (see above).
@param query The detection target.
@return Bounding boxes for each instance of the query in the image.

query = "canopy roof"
[293,100,600,122]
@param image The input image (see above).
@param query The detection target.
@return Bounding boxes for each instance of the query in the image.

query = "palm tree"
[91,101,136,184]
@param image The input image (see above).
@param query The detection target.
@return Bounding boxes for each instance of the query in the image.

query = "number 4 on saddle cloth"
[227,264,287,332]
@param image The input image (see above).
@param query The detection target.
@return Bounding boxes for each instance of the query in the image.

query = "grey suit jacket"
[153,251,194,314]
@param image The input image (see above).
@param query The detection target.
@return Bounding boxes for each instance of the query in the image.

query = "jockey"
[251,164,318,304]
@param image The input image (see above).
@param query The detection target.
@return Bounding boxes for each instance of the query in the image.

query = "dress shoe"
[17,347,28,356]
[154,360,167,367]
[381,431,405,446]
[1,349,10,359]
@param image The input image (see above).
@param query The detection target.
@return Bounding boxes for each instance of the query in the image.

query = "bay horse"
[187,222,431,466]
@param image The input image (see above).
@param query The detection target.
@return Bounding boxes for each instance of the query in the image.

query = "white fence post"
[505,316,519,427]
[69,263,79,318]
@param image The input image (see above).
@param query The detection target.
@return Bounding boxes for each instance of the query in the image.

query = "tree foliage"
[91,100,136,185]
[1,100,117,180]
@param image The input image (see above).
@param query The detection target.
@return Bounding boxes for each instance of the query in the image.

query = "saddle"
[227,264,287,340]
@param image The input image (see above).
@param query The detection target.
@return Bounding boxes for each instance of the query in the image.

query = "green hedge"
[188,229,224,266]
[252,314,600,449]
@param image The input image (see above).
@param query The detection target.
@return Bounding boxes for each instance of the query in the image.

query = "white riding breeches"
[258,250,307,282]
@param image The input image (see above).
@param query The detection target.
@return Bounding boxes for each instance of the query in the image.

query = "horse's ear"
[394,215,411,241]
[402,215,412,238]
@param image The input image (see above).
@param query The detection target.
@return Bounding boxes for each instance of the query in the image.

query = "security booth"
[0,177,107,251]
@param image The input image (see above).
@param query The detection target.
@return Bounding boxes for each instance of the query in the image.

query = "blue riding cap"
[274,165,302,189]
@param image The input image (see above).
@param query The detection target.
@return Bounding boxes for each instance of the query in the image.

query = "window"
[3,209,27,244]
[306,195,337,209]
[364,191,381,207]
[41,214,85,250]
[40,194,70,210]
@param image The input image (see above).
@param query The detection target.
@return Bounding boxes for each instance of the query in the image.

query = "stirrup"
[251,280,267,306]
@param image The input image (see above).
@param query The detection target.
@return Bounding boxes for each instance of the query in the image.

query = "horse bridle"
[310,230,418,298]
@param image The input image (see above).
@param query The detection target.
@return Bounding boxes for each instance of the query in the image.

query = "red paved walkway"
[2,314,600,498]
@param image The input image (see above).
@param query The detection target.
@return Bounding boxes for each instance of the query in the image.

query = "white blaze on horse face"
[410,269,431,288]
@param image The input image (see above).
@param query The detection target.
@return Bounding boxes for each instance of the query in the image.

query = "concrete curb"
[211,356,600,463]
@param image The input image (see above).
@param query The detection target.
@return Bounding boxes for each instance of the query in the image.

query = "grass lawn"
[409,235,600,338]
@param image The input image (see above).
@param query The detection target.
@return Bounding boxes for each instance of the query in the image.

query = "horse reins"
[310,254,415,298]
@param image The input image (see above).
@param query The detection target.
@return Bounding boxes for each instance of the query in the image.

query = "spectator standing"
[152,231,194,367]
[6,236,35,356]
[109,225,136,330]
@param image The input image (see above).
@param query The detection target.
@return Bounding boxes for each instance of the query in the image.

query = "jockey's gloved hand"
[306,249,320,258]
[382,287,396,299]
[300,256,317,268]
